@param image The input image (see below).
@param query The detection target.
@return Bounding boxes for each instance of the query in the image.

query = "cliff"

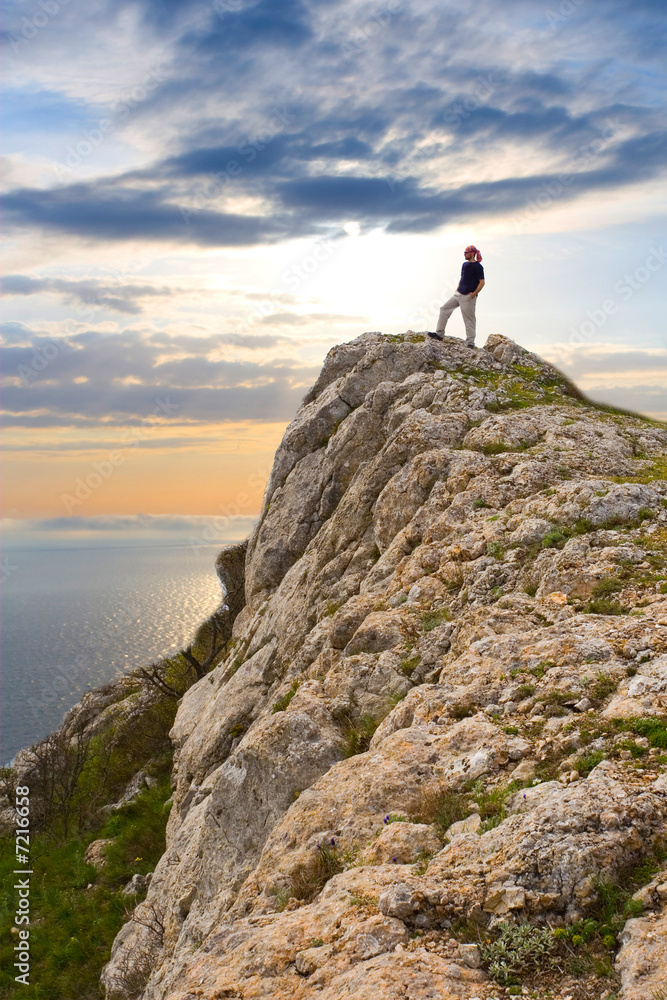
[15,332,667,999]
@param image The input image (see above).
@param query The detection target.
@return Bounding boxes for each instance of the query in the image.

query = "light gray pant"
[436,291,477,343]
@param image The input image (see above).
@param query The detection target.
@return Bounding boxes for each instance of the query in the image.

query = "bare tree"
[23,726,91,836]
[140,609,229,698]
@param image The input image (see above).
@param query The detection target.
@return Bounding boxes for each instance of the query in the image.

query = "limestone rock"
[83,839,113,870]
[59,330,667,1000]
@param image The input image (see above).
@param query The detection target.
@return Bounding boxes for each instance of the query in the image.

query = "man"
[428,245,485,348]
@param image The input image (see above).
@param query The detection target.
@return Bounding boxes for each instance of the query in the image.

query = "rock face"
[102,333,667,1000]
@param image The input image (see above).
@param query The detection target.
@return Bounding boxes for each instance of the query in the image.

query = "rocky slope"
[98,332,667,1000]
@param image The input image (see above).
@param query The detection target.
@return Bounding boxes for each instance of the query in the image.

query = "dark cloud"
[3,183,299,247]
[2,0,665,248]
[1,275,176,314]
[0,328,321,426]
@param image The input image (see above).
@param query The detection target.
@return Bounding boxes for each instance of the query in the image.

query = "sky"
[2,0,666,546]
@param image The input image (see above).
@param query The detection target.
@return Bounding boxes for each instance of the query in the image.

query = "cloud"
[3,0,665,249]
[544,346,667,381]
[0,327,321,426]
[3,183,301,247]
[1,274,176,314]
[1,513,258,549]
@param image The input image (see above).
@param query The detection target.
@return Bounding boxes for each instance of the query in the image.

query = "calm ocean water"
[0,544,224,764]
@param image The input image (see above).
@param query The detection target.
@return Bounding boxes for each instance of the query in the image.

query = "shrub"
[480,921,556,985]
[0,773,173,1000]
[542,529,567,548]
[593,577,623,597]
[473,779,521,833]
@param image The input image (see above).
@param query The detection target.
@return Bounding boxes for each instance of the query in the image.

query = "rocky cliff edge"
[102,332,667,1000]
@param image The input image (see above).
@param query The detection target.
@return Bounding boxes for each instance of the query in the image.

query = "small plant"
[617,716,667,749]
[528,662,550,678]
[487,540,505,559]
[582,596,628,616]
[311,937,324,948]
[591,673,617,701]
[592,577,623,597]
[503,726,519,735]
[450,702,474,719]
[574,749,604,776]
[348,892,378,908]
[542,528,567,548]
[481,440,510,455]
[271,679,300,713]
[384,813,409,824]
[289,842,345,902]
[340,712,380,757]
[420,608,451,632]
[323,600,343,617]
[399,655,421,677]
[474,497,488,508]
[524,583,538,597]
[416,788,471,838]
[270,886,291,911]
[480,921,556,985]
[473,779,521,832]
[515,684,535,700]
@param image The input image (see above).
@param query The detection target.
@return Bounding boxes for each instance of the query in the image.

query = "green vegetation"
[615,715,667,749]
[574,749,604,776]
[140,608,231,698]
[479,921,556,986]
[420,608,450,633]
[613,455,667,484]
[340,712,381,757]
[470,854,667,990]
[590,673,618,701]
[0,771,172,1000]
[472,778,523,833]
[415,778,526,839]
[417,788,471,838]
[286,843,346,903]
[271,679,300,713]
[583,597,628,615]
[399,655,421,677]
[541,528,568,548]
[481,441,512,455]
[0,605,233,999]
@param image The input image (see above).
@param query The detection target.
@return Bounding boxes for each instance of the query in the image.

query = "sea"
[0,543,225,764]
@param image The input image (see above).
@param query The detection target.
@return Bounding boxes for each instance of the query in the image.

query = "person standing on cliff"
[427,245,485,348]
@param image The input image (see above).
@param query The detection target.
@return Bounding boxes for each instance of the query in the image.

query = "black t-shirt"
[457,260,485,294]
